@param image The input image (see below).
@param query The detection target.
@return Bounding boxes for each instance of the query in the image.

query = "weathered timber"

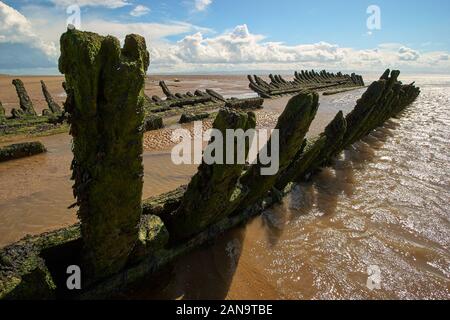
[225,97,264,110]
[341,69,419,150]
[205,89,226,102]
[179,112,210,123]
[142,185,186,218]
[144,114,164,131]
[0,115,66,138]
[248,70,365,98]
[275,70,420,190]
[0,141,47,162]
[275,111,347,190]
[0,100,5,123]
[12,79,37,116]
[59,29,150,281]
[144,81,263,118]
[41,81,62,114]
[322,86,365,96]
[0,80,68,139]
[0,225,81,300]
[238,92,319,208]
[164,109,257,242]
[129,214,169,264]
[159,81,175,99]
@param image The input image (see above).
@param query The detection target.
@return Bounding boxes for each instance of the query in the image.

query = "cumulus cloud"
[166,24,344,65]
[50,0,131,9]
[150,24,345,68]
[194,0,212,12]
[0,1,57,58]
[398,46,420,61]
[147,24,450,73]
[130,5,150,17]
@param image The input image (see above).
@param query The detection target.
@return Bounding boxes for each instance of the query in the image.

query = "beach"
[0,74,449,299]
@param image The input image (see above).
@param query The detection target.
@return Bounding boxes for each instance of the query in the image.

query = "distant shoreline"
[2,71,450,78]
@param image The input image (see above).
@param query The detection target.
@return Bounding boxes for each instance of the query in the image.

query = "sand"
[0,74,253,116]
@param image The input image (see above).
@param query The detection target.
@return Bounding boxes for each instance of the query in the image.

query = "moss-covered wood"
[142,185,186,218]
[238,92,319,208]
[0,224,80,300]
[0,79,67,139]
[41,80,62,114]
[179,112,210,123]
[0,100,5,123]
[341,69,420,150]
[165,109,256,242]
[225,97,264,110]
[248,70,365,98]
[276,70,419,190]
[144,81,264,118]
[12,79,37,116]
[0,141,47,162]
[59,29,150,281]
[144,114,164,131]
[275,111,347,190]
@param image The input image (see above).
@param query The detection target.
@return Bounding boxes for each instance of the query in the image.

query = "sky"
[0,0,449,74]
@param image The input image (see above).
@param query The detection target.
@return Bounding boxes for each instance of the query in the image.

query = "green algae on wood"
[0,100,5,123]
[225,97,264,110]
[41,80,62,114]
[59,29,150,281]
[144,114,164,131]
[166,109,256,241]
[0,141,47,162]
[341,70,419,150]
[0,224,81,300]
[142,185,186,219]
[12,79,37,116]
[238,92,319,208]
[179,112,210,124]
[129,215,170,264]
[275,111,347,190]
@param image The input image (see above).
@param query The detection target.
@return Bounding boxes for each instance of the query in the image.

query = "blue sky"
[1,0,450,74]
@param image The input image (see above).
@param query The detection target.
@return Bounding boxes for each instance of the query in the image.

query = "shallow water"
[1,75,449,299]
[0,135,197,247]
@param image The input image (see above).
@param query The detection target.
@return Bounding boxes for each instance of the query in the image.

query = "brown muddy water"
[1,75,449,299]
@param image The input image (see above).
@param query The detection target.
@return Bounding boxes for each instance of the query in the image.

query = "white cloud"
[130,5,150,17]
[194,0,212,12]
[152,24,345,67]
[398,46,420,61]
[50,0,131,9]
[148,25,450,73]
[0,1,57,57]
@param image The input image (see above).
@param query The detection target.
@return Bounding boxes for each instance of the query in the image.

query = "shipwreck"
[248,71,365,98]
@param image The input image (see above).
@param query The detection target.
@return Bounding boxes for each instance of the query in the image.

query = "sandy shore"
[0,74,253,115]
[143,110,280,152]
